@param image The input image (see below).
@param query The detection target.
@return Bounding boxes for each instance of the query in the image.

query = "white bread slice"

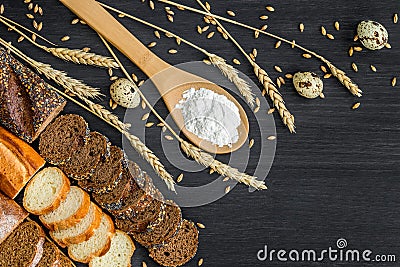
[89,230,135,267]
[50,202,102,247]
[68,213,115,263]
[40,186,90,231]
[23,167,70,215]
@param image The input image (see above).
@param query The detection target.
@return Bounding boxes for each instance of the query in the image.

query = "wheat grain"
[267,135,276,140]
[392,77,397,87]
[351,62,358,72]
[154,30,160,38]
[370,65,377,72]
[164,135,174,140]
[149,0,155,10]
[28,3,33,10]
[275,40,281,48]
[385,43,391,49]
[26,14,34,19]
[33,4,38,13]
[324,73,332,79]
[267,108,275,114]
[249,139,254,149]
[285,73,293,79]
[197,222,205,229]
[225,186,231,193]
[145,122,154,127]
[321,26,327,36]
[320,65,327,73]
[168,49,177,54]
[177,173,183,183]
[198,258,204,266]
[232,58,240,65]
[334,21,340,31]
[266,6,275,12]
[349,47,354,57]
[207,31,214,38]
[299,23,304,32]
[302,53,312,58]
[148,41,157,47]
[260,15,268,20]
[326,33,334,40]
[142,113,150,120]
[142,262,147,267]
[227,10,235,17]
[274,65,282,73]
[352,102,360,110]
[354,46,363,52]
[394,13,398,24]
[353,35,359,41]
[61,35,70,41]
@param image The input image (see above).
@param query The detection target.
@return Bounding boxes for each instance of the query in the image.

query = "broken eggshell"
[293,72,324,99]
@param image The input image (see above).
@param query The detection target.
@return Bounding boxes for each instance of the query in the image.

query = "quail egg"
[293,72,324,99]
[357,20,388,50]
[110,78,140,108]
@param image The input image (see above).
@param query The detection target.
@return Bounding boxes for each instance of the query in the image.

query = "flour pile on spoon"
[176,87,241,147]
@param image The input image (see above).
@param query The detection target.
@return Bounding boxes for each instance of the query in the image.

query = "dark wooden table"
[3,0,400,266]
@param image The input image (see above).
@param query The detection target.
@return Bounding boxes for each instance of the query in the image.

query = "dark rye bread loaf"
[93,166,132,211]
[37,241,60,267]
[0,221,46,267]
[148,220,199,267]
[79,145,125,194]
[0,48,66,143]
[115,200,165,233]
[61,132,109,180]
[39,114,89,165]
[131,201,182,247]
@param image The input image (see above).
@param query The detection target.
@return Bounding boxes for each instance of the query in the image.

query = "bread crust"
[27,221,47,267]
[23,167,71,215]
[50,203,102,247]
[40,188,91,231]
[0,126,45,199]
[0,192,28,244]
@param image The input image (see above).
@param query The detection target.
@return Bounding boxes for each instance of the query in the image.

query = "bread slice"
[89,230,135,267]
[39,114,89,165]
[58,254,74,267]
[37,241,60,267]
[23,167,70,215]
[68,213,115,263]
[131,201,182,247]
[50,202,102,247]
[148,220,199,267]
[0,191,28,244]
[60,132,109,180]
[40,186,90,231]
[0,221,46,267]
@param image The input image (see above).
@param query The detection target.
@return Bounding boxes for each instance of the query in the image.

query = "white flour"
[175,87,241,147]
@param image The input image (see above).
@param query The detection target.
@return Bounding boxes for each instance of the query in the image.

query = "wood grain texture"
[2,0,400,266]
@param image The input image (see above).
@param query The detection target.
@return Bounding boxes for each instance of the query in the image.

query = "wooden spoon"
[60,0,249,154]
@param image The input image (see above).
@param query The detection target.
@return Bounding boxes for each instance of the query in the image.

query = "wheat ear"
[0,15,118,69]
[159,0,362,97]
[180,140,267,189]
[99,34,265,190]
[97,1,255,107]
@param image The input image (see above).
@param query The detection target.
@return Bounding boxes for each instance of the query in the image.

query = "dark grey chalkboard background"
[3,0,400,266]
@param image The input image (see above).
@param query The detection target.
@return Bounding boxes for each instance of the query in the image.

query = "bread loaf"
[0,47,66,143]
[37,241,61,267]
[23,167,70,215]
[0,192,28,244]
[0,126,45,198]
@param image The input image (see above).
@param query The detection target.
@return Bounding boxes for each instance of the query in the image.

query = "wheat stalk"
[159,0,363,97]
[0,15,118,69]
[180,140,266,189]
[97,1,255,107]
[208,54,255,107]
[252,62,296,133]
[99,34,265,190]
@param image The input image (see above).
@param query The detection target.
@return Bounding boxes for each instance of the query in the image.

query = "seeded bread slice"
[0,221,46,267]
[37,241,60,267]
[23,167,70,215]
[148,220,199,267]
[79,146,125,194]
[39,114,89,165]
[40,186,91,231]
[89,230,135,267]
[68,213,115,263]
[131,201,182,247]
[58,254,73,267]
[50,202,102,247]
[60,132,109,180]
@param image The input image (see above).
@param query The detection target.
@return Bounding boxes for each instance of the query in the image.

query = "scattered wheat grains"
[324,73,332,79]
[197,222,205,229]
[354,46,363,52]
[111,102,118,110]
[351,62,358,72]
[38,6,43,15]
[24,0,31,3]
[154,30,160,38]
[205,1,211,11]
[149,0,155,10]
[349,47,354,57]
[385,43,392,49]
[141,113,150,121]
[267,135,276,140]
[168,49,178,54]
[255,97,260,107]
[164,135,174,141]
[276,78,281,88]
[207,31,215,38]
[260,15,269,20]
[138,80,144,86]
[274,65,283,73]
[279,76,285,85]
[233,58,240,65]
[141,100,146,109]
[267,108,275,114]
[71,18,79,24]
[266,6,275,12]
[142,262,147,267]
[222,177,229,182]
[209,169,214,174]
[109,99,113,108]
[145,122,154,127]
[320,65,327,73]
[28,3,33,10]
[254,106,260,113]
[108,68,113,77]
[162,126,166,132]
[353,35,359,41]
[352,102,361,110]
[394,13,398,24]
[0,4,3,15]
[177,173,183,183]
[198,258,204,266]
[252,48,258,57]
[80,20,86,24]
[32,20,38,29]
[327,33,335,40]
[254,30,260,39]
[110,76,118,81]
[392,77,397,87]
[82,47,90,52]
[225,186,231,194]
[148,41,157,48]
[157,123,164,127]
[167,15,174,22]
[299,23,304,32]
[227,10,235,17]
[26,13,34,19]
[118,14,125,18]
[131,73,138,82]
[302,53,312,59]
[33,4,38,13]
[31,33,36,41]
[275,41,281,48]
[334,21,340,31]
[197,25,202,34]
[249,139,254,149]
[61,36,70,42]
[370,65,377,72]
[321,26,327,36]
[17,36,24,42]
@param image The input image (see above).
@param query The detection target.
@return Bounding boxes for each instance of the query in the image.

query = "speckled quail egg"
[357,20,388,50]
[110,78,140,108]
[293,72,324,99]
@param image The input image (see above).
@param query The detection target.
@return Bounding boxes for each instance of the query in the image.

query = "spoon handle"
[59,0,171,77]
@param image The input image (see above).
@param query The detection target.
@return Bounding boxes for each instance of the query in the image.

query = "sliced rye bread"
[60,132,110,180]
[23,167,70,215]
[40,186,91,231]
[50,202,102,247]
[148,219,199,267]
[68,213,115,263]
[92,166,132,211]
[58,254,74,267]
[79,145,125,194]
[0,192,28,244]
[131,201,182,247]
[37,241,60,267]
[0,221,46,267]
[39,114,89,165]
[89,230,135,267]
[115,199,165,233]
